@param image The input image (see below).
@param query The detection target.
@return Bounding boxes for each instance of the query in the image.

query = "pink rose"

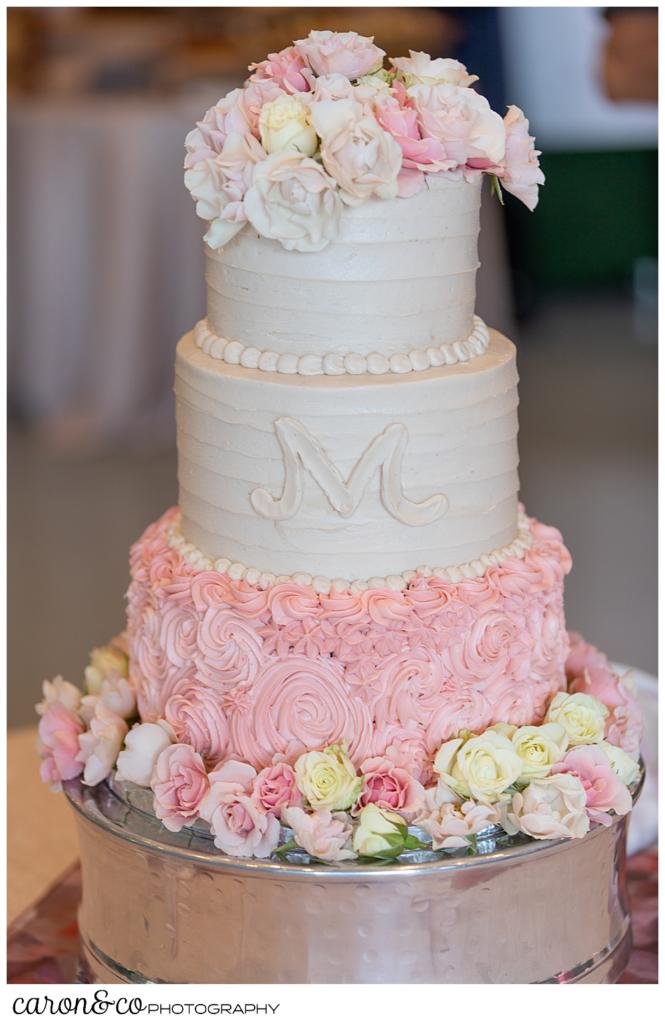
[164,687,229,766]
[311,99,401,205]
[283,807,355,861]
[372,724,429,782]
[184,90,251,168]
[194,608,264,691]
[502,773,589,841]
[498,106,544,212]
[229,656,372,769]
[408,83,506,168]
[373,90,450,182]
[152,744,210,832]
[199,760,280,858]
[77,703,128,786]
[295,30,385,80]
[357,756,425,819]
[415,791,499,850]
[565,632,609,682]
[252,762,302,816]
[249,46,312,94]
[184,132,265,251]
[38,702,85,788]
[554,745,632,825]
[238,78,285,136]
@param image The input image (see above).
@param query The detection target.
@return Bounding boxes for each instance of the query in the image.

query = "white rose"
[84,645,129,695]
[259,95,317,157]
[77,703,128,787]
[599,741,641,787]
[295,743,362,811]
[391,51,478,88]
[244,151,342,252]
[435,730,522,803]
[311,99,401,205]
[352,804,408,856]
[511,723,568,782]
[502,773,590,841]
[98,675,137,720]
[35,675,82,716]
[184,132,264,251]
[116,720,176,787]
[545,691,608,747]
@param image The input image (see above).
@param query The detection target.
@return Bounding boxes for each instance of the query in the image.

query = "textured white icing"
[205,174,481,358]
[249,418,449,526]
[175,328,520,580]
[166,511,533,595]
[193,315,490,376]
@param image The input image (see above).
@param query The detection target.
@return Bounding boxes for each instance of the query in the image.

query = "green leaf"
[404,834,432,851]
[490,174,505,206]
[273,839,299,858]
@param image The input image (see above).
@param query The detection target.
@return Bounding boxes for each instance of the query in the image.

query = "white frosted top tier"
[176,327,519,581]
[205,174,481,359]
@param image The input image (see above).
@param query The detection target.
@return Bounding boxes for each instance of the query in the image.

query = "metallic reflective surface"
[67,778,640,984]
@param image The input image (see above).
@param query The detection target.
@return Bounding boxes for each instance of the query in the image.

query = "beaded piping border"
[166,512,533,595]
[193,315,490,377]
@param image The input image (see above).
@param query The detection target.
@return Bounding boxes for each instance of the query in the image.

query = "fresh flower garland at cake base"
[37,633,643,863]
[184,30,545,254]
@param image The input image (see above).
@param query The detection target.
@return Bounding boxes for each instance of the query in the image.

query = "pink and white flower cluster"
[125,507,573,781]
[184,31,544,252]
[38,631,640,861]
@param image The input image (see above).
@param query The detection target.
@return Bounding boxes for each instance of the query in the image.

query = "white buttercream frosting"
[193,315,490,376]
[175,328,520,580]
[205,174,481,359]
[166,510,533,595]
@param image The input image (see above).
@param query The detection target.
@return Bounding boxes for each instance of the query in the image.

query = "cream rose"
[352,804,408,857]
[77,703,128,787]
[391,51,478,88]
[36,675,82,716]
[295,743,361,811]
[545,691,608,747]
[259,95,317,157]
[84,645,129,694]
[244,151,342,252]
[599,741,641,787]
[511,723,568,783]
[311,99,401,205]
[502,773,590,841]
[434,730,522,803]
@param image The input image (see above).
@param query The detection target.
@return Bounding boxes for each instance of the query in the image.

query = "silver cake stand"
[64,771,643,985]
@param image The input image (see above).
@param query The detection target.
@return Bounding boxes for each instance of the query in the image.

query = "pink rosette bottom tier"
[126,508,572,782]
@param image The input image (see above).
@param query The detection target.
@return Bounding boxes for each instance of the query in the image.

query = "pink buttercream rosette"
[126,508,572,777]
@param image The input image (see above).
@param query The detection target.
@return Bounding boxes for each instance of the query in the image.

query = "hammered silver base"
[65,780,636,984]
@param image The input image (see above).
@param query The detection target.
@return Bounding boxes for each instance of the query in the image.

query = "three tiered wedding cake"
[39,31,642,894]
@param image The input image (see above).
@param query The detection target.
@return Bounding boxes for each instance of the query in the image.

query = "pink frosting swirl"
[268,581,320,624]
[374,648,447,730]
[159,603,199,670]
[445,611,520,685]
[195,608,264,691]
[229,656,372,769]
[164,687,230,766]
[425,686,492,751]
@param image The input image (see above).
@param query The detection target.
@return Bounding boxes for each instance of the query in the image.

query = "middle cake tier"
[176,329,520,582]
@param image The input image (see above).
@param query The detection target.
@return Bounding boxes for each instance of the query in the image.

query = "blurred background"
[7,6,658,727]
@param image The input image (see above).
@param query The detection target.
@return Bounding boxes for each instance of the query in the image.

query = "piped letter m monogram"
[250,417,448,526]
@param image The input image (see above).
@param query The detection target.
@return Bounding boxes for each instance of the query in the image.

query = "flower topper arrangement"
[184,30,544,253]
[37,633,642,863]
